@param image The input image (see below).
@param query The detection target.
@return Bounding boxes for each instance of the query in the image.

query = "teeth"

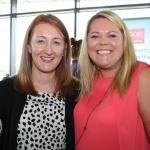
[41,56,54,60]
[97,50,110,54]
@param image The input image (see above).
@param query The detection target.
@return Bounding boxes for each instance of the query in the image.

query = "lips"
[97,50,111,54]
[40,56,54,60]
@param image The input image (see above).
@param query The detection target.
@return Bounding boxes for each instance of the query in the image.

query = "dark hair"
[71,37,82,59]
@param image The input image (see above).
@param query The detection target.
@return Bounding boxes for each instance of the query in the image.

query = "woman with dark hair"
[0,14,79,150]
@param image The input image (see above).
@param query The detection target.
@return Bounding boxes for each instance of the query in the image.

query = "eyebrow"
[37,36,62,40]
[37,36,46,38]
[53,37,62,40]
[89,31,119,34]
[89,32,99,34]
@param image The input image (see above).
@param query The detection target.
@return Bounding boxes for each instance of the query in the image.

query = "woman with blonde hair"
[74,10,150,150]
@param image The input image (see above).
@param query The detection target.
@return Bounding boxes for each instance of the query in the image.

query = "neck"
[99,66,118,77]
[98,70,113,77]
[32,70,56,93]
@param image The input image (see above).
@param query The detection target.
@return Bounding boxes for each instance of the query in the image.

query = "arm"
[137,67,150,143]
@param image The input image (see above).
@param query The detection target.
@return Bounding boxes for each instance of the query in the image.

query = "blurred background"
[0,0,150,80]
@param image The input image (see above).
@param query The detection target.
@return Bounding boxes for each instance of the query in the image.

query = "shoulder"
[137,61,150,81]
[137,61,150,91]
[132,61,149,80]
[0,77,14,93]
[0,77,15,108]
[137,65,150,142]
[139,66,150,85]
[137,64,150,101]
[0,76,14,87]
[136,61,149,71]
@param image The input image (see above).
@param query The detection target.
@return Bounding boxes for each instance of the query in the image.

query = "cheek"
[112,40,123,50]
[87,39,98,50]
[87,48,95,61]
[118,42,124,53]
[87,40,97,58]
[30,45,42,53]
[55,48,65,56]
[113,42,124,59]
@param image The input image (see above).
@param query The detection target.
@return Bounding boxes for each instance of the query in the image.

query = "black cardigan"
[0,77,78,150]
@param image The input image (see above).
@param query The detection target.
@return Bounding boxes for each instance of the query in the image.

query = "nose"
[44,44,53,55]
[99,36,107,45]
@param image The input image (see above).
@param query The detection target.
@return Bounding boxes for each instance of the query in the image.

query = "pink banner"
[129,28,145,44]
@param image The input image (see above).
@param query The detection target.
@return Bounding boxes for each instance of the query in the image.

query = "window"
[0,0,150,78]
[17,0,74,13]
[0,0,10,15]
[0,18,10,80]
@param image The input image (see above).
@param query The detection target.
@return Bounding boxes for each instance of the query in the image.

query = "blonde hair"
[78,10,137,99]
[14,14,77,97]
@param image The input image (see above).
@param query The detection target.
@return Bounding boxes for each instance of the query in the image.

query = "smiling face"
[28,23,66,75]
[87,18,124,76]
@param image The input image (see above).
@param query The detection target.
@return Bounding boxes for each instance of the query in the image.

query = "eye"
[38,40,45,44]
[91,35,99,38]
[109,34,117,38]
[53,41,60,45]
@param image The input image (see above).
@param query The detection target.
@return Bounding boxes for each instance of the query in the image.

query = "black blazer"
[0,77,78,150]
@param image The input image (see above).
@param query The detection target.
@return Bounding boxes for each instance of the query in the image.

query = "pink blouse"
[74,62,150,150]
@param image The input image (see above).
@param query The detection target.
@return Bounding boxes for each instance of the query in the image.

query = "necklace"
[75,85,110,148]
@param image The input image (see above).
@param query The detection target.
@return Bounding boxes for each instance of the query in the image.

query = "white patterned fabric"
[17,92,66,150]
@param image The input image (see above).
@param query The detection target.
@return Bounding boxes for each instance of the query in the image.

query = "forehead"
[89,18,120,32]
[32,23,64,38]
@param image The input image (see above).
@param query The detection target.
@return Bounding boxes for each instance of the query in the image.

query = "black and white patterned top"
[17,92,66,150]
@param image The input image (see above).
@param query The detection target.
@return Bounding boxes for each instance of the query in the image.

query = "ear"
[27,45,32,53]
[65,43,68,50]
[62,50,65,56]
